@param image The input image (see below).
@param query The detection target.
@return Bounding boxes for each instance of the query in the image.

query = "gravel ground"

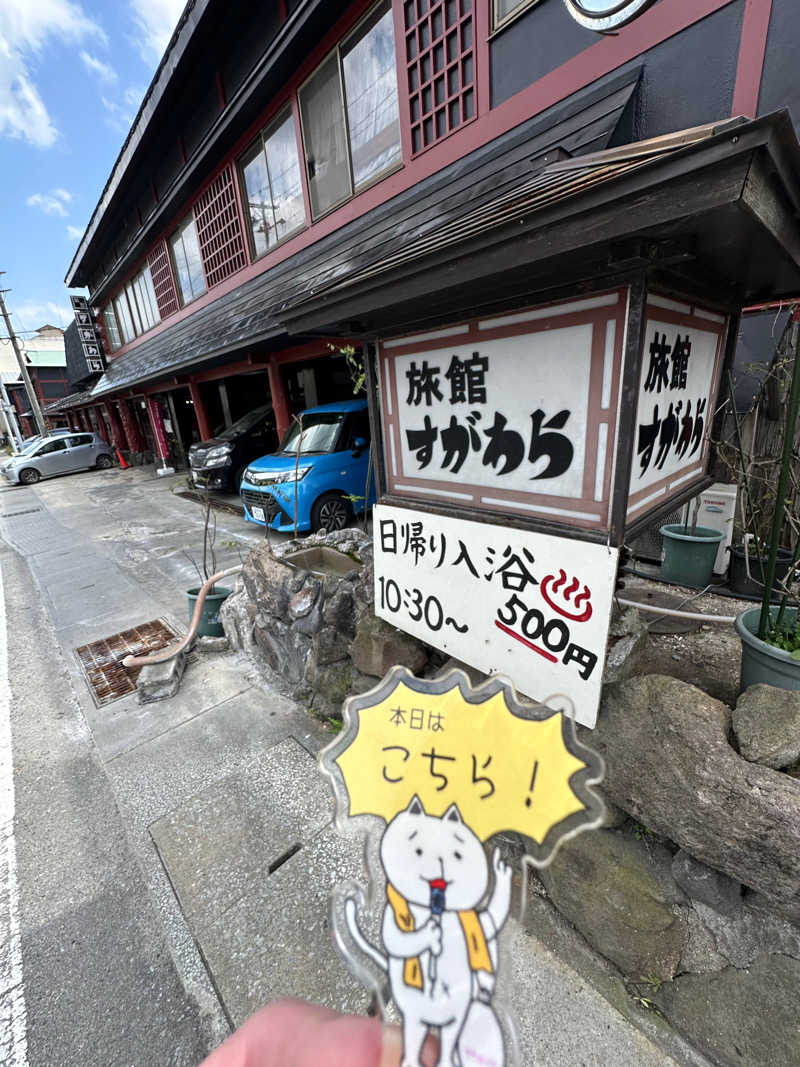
[620,575,756,707]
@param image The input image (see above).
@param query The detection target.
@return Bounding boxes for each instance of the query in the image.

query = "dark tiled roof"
[45,389,95,413]
[90,70,640,398]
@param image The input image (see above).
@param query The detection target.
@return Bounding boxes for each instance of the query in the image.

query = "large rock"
[656,954,800,1067]
[219,585,256,652]
[671,850,742,916]
[253,617,310,686]
[603,607,648,685]
[733,684,800,769]
[538,828,688,981]
[349,612,428,678]
[585,675,800,922]
[241,545,292,618]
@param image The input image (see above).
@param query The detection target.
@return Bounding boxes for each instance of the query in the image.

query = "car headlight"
[244,466,312,486]
[204,445,233,466]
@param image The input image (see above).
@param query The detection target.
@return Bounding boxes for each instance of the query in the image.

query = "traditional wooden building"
[64,0,800,493]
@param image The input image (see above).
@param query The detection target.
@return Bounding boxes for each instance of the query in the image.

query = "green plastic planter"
[660,525,725,589]
[187,585,231,638]
[736,607,800,693]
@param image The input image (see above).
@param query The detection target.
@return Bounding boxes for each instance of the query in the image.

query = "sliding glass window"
[240,109,306,259]
[102,305,121,350]
[132,265,160,331]
[169,215,207,306]
[299,1,400,219]
[113,293,135,345]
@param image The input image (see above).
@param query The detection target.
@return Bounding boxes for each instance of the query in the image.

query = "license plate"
[251,505,265,521]
[192,471,201,484]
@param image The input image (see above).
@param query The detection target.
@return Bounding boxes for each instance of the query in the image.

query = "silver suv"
[2,432,114,485]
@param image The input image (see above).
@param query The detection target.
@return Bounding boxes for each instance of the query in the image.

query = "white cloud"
[129,0,185,65]
[26,188,73,217]
[12,301,73,328]
[66,225,83,240]
[79,49,117,83]
[0,0,105,147]
[101,84,145,134]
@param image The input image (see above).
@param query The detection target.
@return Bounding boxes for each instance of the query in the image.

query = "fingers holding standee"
[198,998,439,1067]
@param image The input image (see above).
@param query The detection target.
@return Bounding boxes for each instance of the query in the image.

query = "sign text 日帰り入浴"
[373,504,619,728]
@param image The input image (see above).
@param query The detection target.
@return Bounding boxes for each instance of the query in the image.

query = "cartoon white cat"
[344,795,513,1067]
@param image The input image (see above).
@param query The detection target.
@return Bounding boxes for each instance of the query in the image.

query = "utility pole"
[0,280,48,438]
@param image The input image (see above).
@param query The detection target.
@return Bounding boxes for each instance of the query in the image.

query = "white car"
[2,432,114,485]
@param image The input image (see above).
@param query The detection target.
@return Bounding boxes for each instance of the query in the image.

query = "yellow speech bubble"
[323,667,604,861]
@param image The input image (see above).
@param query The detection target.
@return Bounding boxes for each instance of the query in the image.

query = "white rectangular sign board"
[374,504,619,728]
[627,299,726,520]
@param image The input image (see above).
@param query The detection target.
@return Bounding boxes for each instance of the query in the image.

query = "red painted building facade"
[63,1,795,471]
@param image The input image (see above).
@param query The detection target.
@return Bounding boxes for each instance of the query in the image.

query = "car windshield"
[19,437,42,453]
[217,405,272,441]
[279,412,344,455]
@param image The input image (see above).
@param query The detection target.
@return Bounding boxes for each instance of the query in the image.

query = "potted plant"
[659,499,725,590]
[725,312,800,691]
[184,492,232,638]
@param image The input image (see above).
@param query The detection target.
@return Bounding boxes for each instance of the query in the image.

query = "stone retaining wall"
[223,533,800,1067]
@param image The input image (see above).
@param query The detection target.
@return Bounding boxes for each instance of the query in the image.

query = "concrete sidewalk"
[1,465,710,1065]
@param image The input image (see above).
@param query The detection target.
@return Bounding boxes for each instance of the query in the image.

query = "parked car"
[240,399,373,532]
[2,432,114,485]
[1,430,74,472]
[188,404,278,492]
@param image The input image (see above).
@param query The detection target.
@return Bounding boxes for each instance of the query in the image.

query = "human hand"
[199,998,439,1067]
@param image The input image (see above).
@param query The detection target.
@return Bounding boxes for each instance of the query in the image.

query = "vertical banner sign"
[379,291,627,531]
[146,396,170,461]
[374,504,619,728]
[628,298,727,521]
[70,294,107,375]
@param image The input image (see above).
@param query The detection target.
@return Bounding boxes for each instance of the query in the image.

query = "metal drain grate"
[75,619,181,707]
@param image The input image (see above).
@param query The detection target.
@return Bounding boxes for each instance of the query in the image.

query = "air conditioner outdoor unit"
[688,482,738,575]
[629,482,738,576]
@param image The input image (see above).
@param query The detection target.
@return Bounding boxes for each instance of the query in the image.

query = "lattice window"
[147,241,180,319]
[404,0,475,155]
[193,165,248,288]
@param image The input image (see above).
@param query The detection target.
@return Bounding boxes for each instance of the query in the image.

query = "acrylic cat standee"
[320,666,606,1067]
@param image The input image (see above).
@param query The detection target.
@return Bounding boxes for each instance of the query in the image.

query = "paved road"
[0,465,712,1067]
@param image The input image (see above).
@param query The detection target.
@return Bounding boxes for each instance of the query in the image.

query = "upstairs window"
[299,1,401,219]
[493,0,541,30]
[114,291,135,344]
[169,215,207,305]
[102,305,121,351]
[131,265,160,331]
[240,109,306,258]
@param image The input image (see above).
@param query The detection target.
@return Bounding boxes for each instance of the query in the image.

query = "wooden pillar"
[93,407,109,444]
[76,409,87,431]
[189,380,211,441]
[104,402,124,451]
[146,396,170,462]
[268,357,290,442]
[117,398,145,452]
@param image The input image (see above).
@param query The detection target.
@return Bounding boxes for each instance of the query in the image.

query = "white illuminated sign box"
[374,504,619,728]
[379,291,628,531]
[380,290,727,534]
[627,297,726,522]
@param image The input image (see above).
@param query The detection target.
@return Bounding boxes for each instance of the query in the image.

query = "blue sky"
[0,0,186,339]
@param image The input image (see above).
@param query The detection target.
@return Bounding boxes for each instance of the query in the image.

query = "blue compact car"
[240,399,375,532]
